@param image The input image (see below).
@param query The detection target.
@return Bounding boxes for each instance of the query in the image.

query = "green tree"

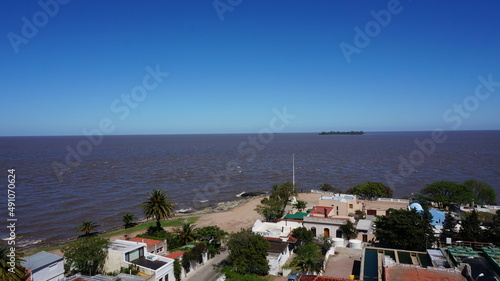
[76,221,100,237]
[375,209,435,251]
[340,220,358,240]
[459,210,483,242]
[196,226,227,257]
[255,197,283,222]
[255,182,297,221]
[293,200,307,212]
[418,181,474,209]
[0,244,26,281]
[291,243,324,274]
[122,212,138,229]
[173,258,182,281]
[62,236,109,275]
[346,182,393,200]
[464,179,496,205]
[319,184,343,193]
[227,229,270,276]
[441,212,458,242]
[314,236,333,256]
[175,221,196,246]
[291,227,313,248]
[142,189,175,231]
[485,210,500,246]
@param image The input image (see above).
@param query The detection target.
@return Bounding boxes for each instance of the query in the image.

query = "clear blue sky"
[1,0,499,136]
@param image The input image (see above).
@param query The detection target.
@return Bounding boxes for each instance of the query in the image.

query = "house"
[103,240,174,281]
[355,219,375,243]
[252,220,302,275]
[267,241,291,276]
[318,194,363,217]
[22,251,64,281]
[128,237,167,255]
[303,206,354,238]
[362,198,408,216]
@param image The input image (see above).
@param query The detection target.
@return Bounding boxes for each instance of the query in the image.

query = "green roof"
[284,212,308,220]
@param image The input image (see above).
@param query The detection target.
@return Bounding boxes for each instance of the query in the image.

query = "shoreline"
[19,195,264,255]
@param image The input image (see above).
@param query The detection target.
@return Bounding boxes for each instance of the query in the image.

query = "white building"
[104,240,174,281]
[22,251,64,281]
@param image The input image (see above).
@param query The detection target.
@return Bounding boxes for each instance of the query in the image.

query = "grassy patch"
[102,216,200,238]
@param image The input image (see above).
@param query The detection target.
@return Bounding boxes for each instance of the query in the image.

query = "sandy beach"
[43,192,323,256]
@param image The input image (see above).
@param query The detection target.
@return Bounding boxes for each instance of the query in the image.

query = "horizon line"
[1,129,500,138]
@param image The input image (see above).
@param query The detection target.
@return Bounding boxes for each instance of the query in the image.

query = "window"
[349,204,353,209]
[156,247,163,253]
[363,234,368,242]
[311,227,317,237]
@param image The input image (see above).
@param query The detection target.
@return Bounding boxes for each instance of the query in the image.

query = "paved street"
[184,251,229,281]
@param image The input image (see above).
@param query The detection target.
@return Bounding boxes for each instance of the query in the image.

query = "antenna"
[292,153,295,187]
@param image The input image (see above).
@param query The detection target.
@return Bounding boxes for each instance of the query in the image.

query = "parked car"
[288,270,301,281]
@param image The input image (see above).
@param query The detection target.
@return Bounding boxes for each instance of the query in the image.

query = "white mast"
[292,153,295,187]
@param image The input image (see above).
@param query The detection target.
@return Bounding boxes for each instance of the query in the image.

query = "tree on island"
[346,182,393,200]
[0,244,26,281]
[142,189,175,231]
[464,179,497,205]
[319,183,343,193]
[122,212,138,229]
[418,181,474,209]
[255,182,297,222]
[62,236,109,276]
[375,208,435,251]
[76,221,100,237]
[226,229,270,276]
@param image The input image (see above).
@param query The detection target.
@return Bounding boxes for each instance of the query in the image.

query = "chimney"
[324,208,327,218]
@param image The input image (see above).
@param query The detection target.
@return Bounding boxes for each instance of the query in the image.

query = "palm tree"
[339,220,358,240]
[76,221,100,236]
[122,212,138,229]
[293,200,307,212]
[291,243,324,274]
[0,244,26,281]
[176,221,196,246]
[142,189,175,231]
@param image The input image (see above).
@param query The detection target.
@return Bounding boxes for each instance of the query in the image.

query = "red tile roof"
[129,237,163,248]
[164,251,185,259]
[385,266,467,281]
[309,206,334,217]
[299,276,359,281]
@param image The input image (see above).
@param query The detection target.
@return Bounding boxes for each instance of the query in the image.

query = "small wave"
[17,239,43,247]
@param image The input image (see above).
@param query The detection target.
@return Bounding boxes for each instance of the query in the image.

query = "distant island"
[319,130,365,135]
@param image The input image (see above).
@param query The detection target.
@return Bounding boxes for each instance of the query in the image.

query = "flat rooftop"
[385,266,467,281]
[108,240,146,252]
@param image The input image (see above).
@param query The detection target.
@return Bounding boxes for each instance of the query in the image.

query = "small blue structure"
[409,203,445,226]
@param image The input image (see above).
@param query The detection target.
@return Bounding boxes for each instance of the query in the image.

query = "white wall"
[31,259,64,281]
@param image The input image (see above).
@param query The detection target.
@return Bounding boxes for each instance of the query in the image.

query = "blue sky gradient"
[1,0,500,136]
